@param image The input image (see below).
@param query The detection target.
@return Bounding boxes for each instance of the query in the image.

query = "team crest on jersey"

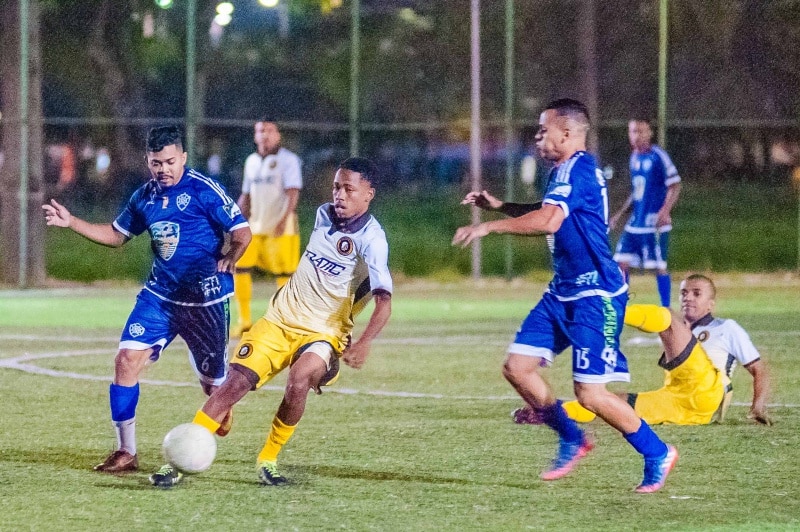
[698,331,709,342]
[176,193,191,211]
[269,159,278,169]
[128,323,145,337]
[642,159,652,171]
[236,343,253,359]
[222,202,242,220]
[150,221,180,261]
[336,236,354,255]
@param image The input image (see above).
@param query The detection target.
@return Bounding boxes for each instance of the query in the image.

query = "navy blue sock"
[541,400,583,443]
[656,273,671,307]
[110,383,139,423]
[624,420,668,459]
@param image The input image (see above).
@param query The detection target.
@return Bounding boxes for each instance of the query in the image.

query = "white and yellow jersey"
[692,314,761,378]
[242,147,302,235]
[265,204,392,340]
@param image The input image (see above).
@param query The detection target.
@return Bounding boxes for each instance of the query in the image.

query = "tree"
[0,0,46,287]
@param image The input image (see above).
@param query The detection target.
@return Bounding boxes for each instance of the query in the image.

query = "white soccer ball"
[162,423,217,474]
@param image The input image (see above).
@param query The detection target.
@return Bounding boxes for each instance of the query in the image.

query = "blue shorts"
[508,291,630,384]
[613,230,669,270]
[120,289,230,386]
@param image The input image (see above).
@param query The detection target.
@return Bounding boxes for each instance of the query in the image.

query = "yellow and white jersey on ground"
[242,147,302,235]
[692,315,761,379]
[265,204,392,340]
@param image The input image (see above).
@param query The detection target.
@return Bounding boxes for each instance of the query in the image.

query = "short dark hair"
[684,273,716,299]
[544,98,591,128]
[146,126,184,153]
[339,157,378,186]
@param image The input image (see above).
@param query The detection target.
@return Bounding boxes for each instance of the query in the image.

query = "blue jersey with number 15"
[542,151,626,300]
[113,168,249,306]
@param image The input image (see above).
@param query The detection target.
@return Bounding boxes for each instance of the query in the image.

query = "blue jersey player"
[453,99,677,493]
[42,126,252,474]
[611,119,682,306]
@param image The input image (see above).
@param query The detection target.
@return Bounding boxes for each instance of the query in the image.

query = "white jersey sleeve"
[694,317,761,378]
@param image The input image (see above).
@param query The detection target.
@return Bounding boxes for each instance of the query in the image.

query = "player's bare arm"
[656,181,681,228]
[273,188,300,236]
[745,358,772,425]
[218,226,252,273]
[342,291,392,370]
[609,194,633,231]
[236,193,251,220]
[463,190,543,218]
[42,199,127,247]
[452,203,564,247]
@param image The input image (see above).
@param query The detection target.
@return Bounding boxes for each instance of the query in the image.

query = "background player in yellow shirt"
[233,119,303,337]
[150,157,392,488]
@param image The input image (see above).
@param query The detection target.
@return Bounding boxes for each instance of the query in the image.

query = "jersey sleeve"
[654,146,681,186]
[726,320,761,366]
[200,180,249,232]
[361,227,393,295]
[112,188,147,238]
[542,155,589,219]
[241,155,255,195]
[283,152,303,190]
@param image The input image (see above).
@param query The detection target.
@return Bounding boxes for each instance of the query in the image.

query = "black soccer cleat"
[149,464,184,488]
[258,461,288,486]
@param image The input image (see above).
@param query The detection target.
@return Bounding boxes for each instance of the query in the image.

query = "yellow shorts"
[231,318,346,389]
[633,336,726,425]
[236,215,300,276]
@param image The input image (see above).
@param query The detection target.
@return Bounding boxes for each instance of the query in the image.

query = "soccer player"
[611,119,682,307]
[42,126,251,473]
[232,119,303,337]
[540,274,772,426]
[150,157,392,488]
[453,99,677,493]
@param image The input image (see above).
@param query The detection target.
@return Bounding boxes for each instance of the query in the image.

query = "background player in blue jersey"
[453,99,677,493]
[611,119,682,307]
[42,126,251,474]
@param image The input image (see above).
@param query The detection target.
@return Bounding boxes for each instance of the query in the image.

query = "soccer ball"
[162,423,217,474]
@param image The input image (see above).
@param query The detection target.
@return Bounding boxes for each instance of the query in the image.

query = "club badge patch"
[236,343,253,359]
[698,331,709,342]
[336,236,354,255]
[128,323,145,337]
[150,221,180,260]
[176,193,191,211]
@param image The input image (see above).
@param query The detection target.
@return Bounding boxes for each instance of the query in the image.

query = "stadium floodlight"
[154,0,173,8]
[258,0,280,7]
[216,2,234,16]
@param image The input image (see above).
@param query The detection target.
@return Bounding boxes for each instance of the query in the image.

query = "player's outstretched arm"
[218,226,252,273]
[461,190,541,218]
[342,291,392,370]
[745,358,772,425]
[42,199,127,247]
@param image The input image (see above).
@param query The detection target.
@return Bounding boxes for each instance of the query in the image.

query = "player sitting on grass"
[513,274,772,426]
[150,157,392,488]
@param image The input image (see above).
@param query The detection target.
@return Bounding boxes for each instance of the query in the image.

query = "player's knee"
[502,355,538,384]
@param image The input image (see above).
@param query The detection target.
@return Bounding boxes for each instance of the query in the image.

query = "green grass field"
[1,274,799,531]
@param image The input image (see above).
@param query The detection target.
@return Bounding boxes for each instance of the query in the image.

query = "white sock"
[114,418,136,455]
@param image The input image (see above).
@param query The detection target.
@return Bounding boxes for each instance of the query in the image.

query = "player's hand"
[42,199,72,228]
[216,256,236,274]
[747,409,773,426]
[273,218,287,237]
[342,340,370,369]
[462,190,502,211]
[452,224,489,247]
[608,213,621,231]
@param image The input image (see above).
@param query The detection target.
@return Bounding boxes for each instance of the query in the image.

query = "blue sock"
[624,420,668,459]
[656,273,671,307]
[541,400,583,443]
[109,383,139,423]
